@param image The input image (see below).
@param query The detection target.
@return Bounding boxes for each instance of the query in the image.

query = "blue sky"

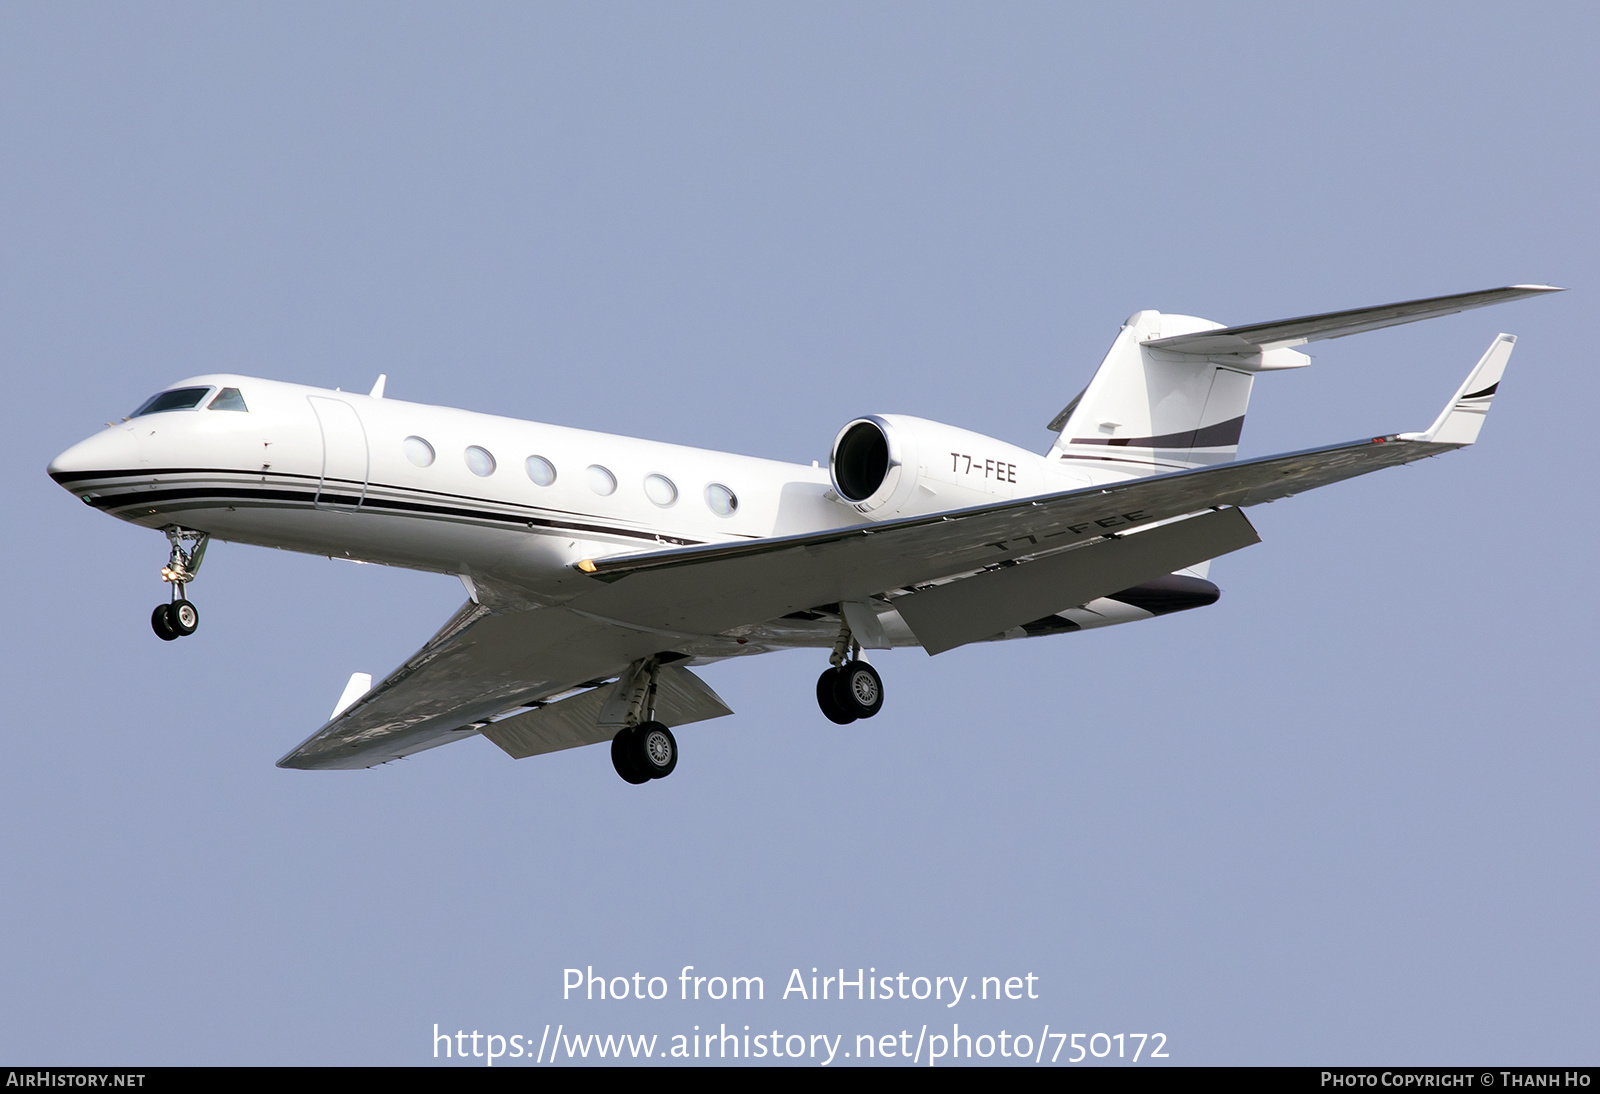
[3,3,1595,1065]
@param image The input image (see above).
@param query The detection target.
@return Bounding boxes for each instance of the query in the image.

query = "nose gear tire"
[151,604,179,641]
[170,599,199,636]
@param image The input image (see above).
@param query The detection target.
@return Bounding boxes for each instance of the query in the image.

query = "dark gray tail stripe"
[1070,415,1245,450]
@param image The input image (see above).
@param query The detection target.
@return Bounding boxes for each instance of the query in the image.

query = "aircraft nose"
[48,427,141,487]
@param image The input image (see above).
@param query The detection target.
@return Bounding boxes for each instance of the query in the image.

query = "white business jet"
[49,286,1558,782]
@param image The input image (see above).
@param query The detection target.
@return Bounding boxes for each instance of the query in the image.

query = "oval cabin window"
[525,455,556,487]
[587,465,617,496]
[403,436,435,467]
[705,483,738,516]
[644,474,678,507]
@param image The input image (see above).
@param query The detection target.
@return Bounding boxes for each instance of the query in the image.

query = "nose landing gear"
[151,600,198,641]
[815,613,885,724]
[151,527,208,642]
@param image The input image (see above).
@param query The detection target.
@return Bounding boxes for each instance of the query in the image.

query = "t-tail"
[1046,285,1561,482]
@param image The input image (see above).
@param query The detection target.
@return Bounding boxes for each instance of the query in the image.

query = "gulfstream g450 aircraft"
[49,286,1559,782]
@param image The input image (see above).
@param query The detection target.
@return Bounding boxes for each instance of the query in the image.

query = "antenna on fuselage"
[369,374,387,399]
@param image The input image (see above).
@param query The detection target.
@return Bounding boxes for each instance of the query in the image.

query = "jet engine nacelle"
[829,414,1062,521]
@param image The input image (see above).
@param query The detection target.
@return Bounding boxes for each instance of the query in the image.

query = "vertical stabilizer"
[1048,310,1308,480]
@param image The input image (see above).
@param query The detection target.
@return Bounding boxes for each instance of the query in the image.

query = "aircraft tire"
[834,660,884,719]
[611,726,652,784]
[816,668,857,724]
[170,599,199,636]
[635,721,678,779]
[151,603,180,641]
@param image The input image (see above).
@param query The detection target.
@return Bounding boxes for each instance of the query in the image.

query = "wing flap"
[480,686,611,759]
[894,507,1260,654]
[480,664,733,760]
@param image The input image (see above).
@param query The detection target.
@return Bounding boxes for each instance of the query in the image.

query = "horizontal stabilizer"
[481,663,733,760]
[894,507,1260,655]
[1146,285,1561,357]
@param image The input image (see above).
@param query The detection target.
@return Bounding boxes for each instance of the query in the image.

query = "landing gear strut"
[151,527,208,642]
[610,658,680,783]
[816,614,884,724]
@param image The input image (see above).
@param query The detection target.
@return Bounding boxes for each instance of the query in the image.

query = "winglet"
[369,374,387,399]
[1398,334,1516,446]
[330,672,373,719]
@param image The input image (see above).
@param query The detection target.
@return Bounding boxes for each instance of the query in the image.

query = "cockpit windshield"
[207,387,248,412]
[130,387,212,417]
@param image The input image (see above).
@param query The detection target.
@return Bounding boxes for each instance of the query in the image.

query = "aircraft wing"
[277,599,677,769]
[279,337,1508,771]
[563,431,1454,639]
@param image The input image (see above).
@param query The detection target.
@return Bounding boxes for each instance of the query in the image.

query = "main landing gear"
[815,615,885,725]
[611,721,679,784]
[610,658,680,784]
[151,527,208,642]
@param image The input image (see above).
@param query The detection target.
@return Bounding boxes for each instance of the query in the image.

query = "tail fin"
[1048,287,1560,479]
[1048,310,1309,477]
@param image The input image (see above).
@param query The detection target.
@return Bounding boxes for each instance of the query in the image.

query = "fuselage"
[51,374,851,585]
[48,374,1212,649]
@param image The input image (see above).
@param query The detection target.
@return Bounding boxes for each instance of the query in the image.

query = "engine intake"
[833,419,892,502]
